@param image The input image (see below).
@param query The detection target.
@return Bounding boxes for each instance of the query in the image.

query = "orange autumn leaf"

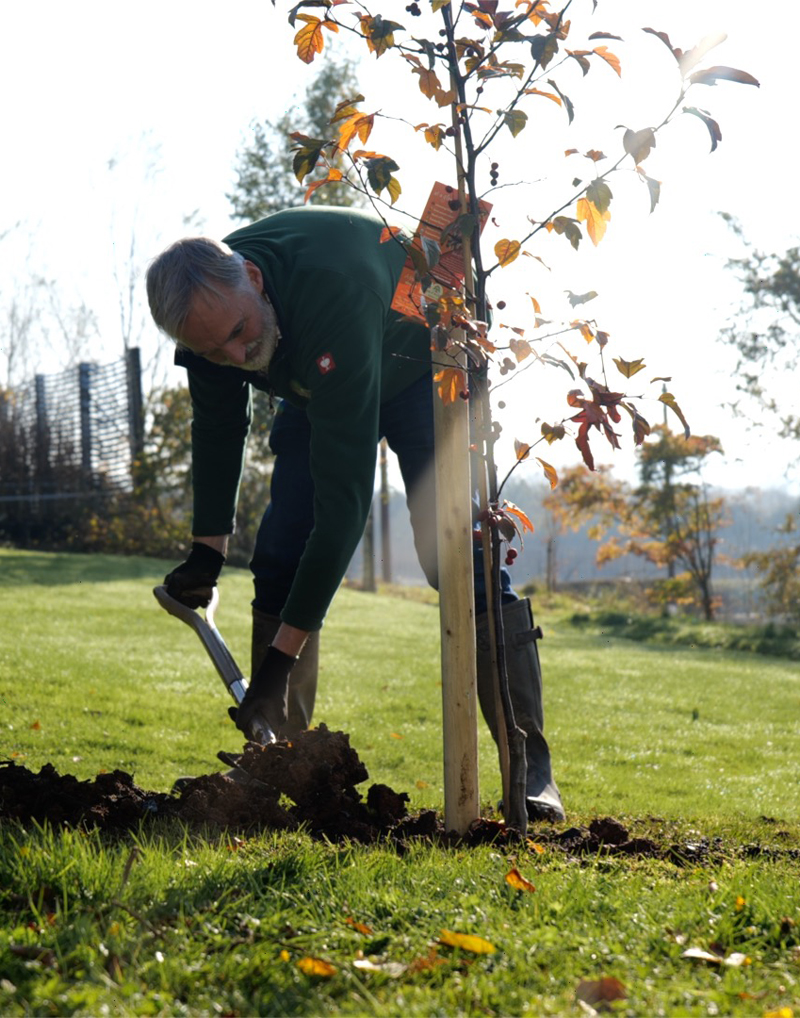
[294,15,338,64]
[503,500,534,533]
[380,225,404,243]
[506,867,536,892]
[439,929,496,954]
[536,457,558,490]
[304,168,343,204]
[389,732,404,740]
[345,917,374,935]
[576,197,610,245]
[297,956,337,977]
[593,45,621,76]
[434,367,466,404]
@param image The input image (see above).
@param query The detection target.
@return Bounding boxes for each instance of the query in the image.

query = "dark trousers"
[250,372,516,619]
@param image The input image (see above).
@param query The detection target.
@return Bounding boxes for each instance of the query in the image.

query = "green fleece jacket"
[176,206,431,631]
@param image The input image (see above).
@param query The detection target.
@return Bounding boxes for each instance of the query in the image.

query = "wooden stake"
[433,358,480,835]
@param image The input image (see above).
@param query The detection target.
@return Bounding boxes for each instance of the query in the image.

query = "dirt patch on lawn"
[2,725,797,861]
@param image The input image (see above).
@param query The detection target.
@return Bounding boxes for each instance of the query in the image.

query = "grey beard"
[240,295,281,373]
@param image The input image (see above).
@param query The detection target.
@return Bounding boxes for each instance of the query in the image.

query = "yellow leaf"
[764,1008,793,1018]
[613,356,646,378]
[536,457,558,490]
[505,868,536,892]
[528,841,546,854]
[495,239,521,267]
[416,780,429,789]
[514,439,531,461]
[439,929,496,954]
[387,176,402,206]
[576,197,610,245]
[297,956,337,977]
[389,732,404,740]
[659,391,691,438]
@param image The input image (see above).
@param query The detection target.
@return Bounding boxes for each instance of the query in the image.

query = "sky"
[0,0,796,495]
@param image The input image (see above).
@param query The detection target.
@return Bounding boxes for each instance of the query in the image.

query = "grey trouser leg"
[476,598,565,822]
[252,608,319,735]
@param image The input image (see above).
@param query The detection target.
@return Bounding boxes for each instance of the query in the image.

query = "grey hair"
[146,237,248,340]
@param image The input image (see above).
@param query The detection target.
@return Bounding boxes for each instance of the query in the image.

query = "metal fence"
[0,348,143,517]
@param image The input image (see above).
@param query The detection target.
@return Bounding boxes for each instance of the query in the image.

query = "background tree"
[739,514,800,625]
[721,218,800,625]
[546,428,728,619]
[228,53,365,221]
[722,216,800,447]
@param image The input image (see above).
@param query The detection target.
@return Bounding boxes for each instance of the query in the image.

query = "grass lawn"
[1,548,799,1016]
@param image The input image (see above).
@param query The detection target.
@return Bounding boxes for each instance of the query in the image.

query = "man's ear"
[243,260,263,292]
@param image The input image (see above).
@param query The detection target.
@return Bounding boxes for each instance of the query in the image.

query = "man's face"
[180,261,278,372]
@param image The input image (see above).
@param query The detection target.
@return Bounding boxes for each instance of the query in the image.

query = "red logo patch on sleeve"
[316,353,336,375]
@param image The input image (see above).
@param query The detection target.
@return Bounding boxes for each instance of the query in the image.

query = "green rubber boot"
[476,598,565,823]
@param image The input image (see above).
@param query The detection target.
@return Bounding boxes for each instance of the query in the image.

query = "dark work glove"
[164,542,225,609]
[234,646,297,743]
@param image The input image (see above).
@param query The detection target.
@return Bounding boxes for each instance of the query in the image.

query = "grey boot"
[476,598,565,823]
[251,608,319,735]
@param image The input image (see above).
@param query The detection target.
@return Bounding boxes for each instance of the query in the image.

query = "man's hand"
[164,542,226,609]
[234,646,297,741]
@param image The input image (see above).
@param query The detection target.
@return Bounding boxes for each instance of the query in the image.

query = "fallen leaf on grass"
[297,956,336,977]
[439,929,496,954]
[407,947,447,973]
[681,946,751,966]
[763,1009,794,1018]
[345,917,373,936]
[505,868,536,893]
[353,957,406,978]
[576,976,627,1007]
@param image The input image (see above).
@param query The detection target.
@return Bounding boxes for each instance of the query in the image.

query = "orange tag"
[391,182,492,322]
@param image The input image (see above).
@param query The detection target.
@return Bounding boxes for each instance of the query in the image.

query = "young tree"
[280,0,757,828]
[228,53,365,220]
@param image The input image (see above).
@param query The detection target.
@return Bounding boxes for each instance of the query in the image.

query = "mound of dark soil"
[0,725,423,844]
[3,727,794,861]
